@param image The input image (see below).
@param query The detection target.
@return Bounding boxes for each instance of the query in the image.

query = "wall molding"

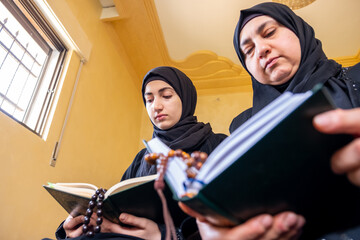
[112,0,360,90]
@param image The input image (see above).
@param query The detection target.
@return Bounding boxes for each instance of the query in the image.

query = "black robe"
[122,132,227,180]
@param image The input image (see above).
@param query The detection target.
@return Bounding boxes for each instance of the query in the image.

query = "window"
[0,0,67,135]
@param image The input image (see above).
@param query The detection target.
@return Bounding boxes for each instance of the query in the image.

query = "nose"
[153,97,163,112]
[255,40,270,59]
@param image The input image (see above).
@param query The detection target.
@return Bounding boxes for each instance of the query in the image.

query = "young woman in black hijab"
[122,66,227,179]
[119,66,227,239]
[56,66,227,240]
[230,2,360,133]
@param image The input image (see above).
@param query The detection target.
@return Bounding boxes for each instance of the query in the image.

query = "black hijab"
[231,2,357,132]
[141,66,212,152]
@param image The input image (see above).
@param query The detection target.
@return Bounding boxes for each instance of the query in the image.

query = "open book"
[44,175,186,226]
[146,86,360,238]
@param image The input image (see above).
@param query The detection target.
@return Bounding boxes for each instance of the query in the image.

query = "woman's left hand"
[195,212,304,240]
[98,213,161,240]
[179,202,304,240]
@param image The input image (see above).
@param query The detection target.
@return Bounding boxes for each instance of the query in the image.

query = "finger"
[229,215,273,240]
[313,108,360,135]
[197,214,273,240]
[66,225,84,238]
[119,213,147,229]
[287,215,305,240]
[331,138,360,175]
[100,217,123,233]
[262,212,305,240]
[89,213,99,226]
[348,167,360,187]
[275,214,305,240]
[64,215,84,229]
[178,202,206,221]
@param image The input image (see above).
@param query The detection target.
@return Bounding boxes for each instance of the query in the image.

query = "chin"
[157,124,170,130]
[273,71,293,85]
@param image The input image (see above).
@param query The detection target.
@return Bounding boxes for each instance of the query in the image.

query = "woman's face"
[239,15,301,85]
[144,80,182,130]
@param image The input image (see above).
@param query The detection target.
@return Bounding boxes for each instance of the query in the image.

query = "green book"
[146,86,360,238]
[44,174,187,227]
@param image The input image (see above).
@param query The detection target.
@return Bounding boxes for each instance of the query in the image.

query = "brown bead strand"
[145,149,208,179]
[82,188,107,237]
[144,149,208,240]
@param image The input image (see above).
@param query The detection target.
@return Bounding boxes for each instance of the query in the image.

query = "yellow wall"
[0,1,145,239]
[196,86,253,135]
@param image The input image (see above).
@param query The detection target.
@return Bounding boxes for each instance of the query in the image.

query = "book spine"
[103,199,122,225]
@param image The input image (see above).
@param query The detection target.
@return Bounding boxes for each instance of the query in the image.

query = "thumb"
[119,213,146,229]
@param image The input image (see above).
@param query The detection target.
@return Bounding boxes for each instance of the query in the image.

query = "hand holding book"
[313,108,360,186]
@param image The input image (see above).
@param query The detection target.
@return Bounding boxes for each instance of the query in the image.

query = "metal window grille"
[0,0,66,135]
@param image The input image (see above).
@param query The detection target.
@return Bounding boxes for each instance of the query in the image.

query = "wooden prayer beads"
[144,149,208,240]
[145,149,208,179]
[82,188,107,237]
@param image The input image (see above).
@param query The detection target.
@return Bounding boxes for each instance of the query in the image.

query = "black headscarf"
[231,2,358,132]
[141,66,212,152]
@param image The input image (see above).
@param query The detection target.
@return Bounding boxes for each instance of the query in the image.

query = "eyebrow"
[240,20,275,49]
[144,87,174,96]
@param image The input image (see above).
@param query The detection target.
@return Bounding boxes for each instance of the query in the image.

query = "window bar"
[11,47,36,117]
[0,41,38,78]
[0,41,41,74]
[23,52,50,129]
[0,30,19,108]
[0,17,7,32]
[0,92,23,111]
[0,19,14,69]
[1,33,31,109]
[0,20,42,68]
[34,51,64,134]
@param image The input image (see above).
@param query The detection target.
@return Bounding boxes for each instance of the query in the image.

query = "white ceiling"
[154,0,360,65]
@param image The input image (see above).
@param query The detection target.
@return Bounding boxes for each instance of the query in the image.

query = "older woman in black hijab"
[230,2,360,133]
[210,2,360,240]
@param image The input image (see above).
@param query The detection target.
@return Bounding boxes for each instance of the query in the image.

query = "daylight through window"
[0,0,66,135]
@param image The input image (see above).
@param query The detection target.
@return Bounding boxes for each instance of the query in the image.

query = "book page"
[53,182,98,189]
[105,174,158,197]
[48,183,98,198]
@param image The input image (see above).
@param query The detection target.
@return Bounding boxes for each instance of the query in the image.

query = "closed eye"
[163,95,172,99]
[245,47,254,55]
[264,29,275,38]
[145,97,153,103]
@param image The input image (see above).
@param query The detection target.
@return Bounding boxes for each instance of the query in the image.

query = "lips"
[155,114,167,121]
[265,57,278,69]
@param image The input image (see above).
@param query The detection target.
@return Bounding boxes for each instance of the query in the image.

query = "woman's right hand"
[313,108,360,186]
[63,215,95,238]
